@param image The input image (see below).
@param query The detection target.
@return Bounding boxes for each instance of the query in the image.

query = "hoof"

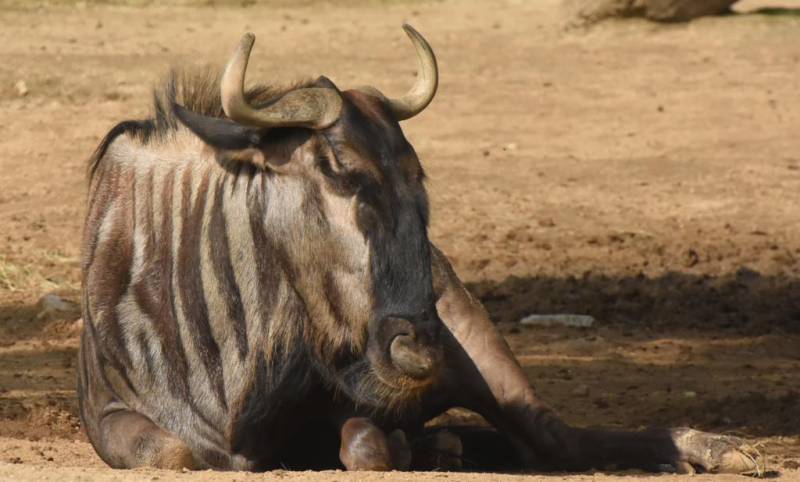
[718,441,763,475]
[412,429,463,471]
[672,428,765,476]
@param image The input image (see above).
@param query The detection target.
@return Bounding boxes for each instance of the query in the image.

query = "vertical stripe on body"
[208,176,249,361]
[178,166,227,409]
[132,168,194,403]
[85,165,137,392]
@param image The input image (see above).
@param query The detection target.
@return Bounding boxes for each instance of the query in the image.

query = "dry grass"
[0,257,32,293]
[0,254,79,295]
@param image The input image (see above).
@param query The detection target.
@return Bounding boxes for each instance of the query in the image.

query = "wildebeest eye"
[318,154,362,196]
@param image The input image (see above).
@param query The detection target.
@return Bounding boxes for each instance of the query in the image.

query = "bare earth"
[1,0,799,480]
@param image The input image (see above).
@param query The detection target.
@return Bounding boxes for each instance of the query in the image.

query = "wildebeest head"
[175,25,443,409]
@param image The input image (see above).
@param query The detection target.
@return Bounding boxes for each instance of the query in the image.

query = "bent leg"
[97,409,196,470]
[409,428,463,471]
[431,245,761,474]
[338,417,464,472]
[78,329,196,470]
[339,417,410,471]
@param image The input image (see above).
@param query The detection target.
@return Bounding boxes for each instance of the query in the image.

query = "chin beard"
[332,359,432,418]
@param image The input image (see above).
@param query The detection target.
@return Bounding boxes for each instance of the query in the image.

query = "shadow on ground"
[0,269,798,446]
[467,270,800,333]
[746,7,800,17]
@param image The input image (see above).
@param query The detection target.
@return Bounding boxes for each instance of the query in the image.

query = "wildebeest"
[78,25,761,474]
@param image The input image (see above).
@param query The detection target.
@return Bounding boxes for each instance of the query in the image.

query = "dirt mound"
[564,0,738,24]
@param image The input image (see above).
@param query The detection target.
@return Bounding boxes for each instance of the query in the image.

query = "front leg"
[338,417,411,471]
[337,415,464,471]
[430,245,762,474]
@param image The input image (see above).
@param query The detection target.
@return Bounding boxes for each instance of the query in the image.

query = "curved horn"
[221,33,342,129]
[386,24,439,121]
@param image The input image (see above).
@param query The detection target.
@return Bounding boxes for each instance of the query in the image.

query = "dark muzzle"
[371,315,442,380]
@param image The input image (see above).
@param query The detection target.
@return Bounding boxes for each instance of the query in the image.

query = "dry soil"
[0,0,799,480]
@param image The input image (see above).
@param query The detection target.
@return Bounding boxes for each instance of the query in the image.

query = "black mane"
[88,68,312,180]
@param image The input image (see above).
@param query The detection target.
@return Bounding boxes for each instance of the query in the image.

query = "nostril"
[389,334,435,379]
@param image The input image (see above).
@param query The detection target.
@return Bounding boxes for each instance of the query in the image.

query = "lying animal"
[78,24,760,474]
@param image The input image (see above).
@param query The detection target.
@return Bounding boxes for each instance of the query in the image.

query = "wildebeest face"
[174,24,443,407]
[317,89,444,392]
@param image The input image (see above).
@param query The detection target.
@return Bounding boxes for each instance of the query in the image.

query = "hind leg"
[78,327,196,470]
[94,409,196,470]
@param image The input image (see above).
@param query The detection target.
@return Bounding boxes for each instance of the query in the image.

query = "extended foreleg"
[431,245,761,474]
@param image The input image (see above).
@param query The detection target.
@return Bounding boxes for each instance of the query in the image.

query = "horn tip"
[241,32,256,46]
[401,23,429,47]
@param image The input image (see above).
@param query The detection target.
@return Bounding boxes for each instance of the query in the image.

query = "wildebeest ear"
[313,75,340,91]
[173,103,262,151]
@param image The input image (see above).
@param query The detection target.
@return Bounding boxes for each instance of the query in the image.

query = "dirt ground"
[1,0,799,480]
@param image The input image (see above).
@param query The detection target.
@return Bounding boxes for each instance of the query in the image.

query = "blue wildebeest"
[78,25,761,474]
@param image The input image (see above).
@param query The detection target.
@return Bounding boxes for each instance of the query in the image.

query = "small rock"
[502,142,518,151]
[572,384,590,397]
[14,80,28,97]
[520,314,595,328]
[538,218,556,228]
[36,293,73,320]
[682,391,697,399]
[682,248,699,267]
[593,398,610,409]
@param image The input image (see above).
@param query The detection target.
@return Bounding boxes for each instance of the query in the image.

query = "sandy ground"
[1,0,799,480]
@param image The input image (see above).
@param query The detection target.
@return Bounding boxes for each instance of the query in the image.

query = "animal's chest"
[225,378,339,469]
